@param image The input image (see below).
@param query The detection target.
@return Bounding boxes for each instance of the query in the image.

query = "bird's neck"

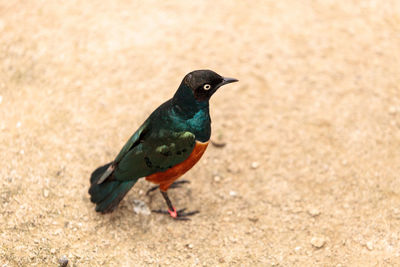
[172,83,209,117]
[171,83,211,142]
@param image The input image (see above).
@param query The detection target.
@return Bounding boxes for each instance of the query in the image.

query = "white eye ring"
[203,84,211,90]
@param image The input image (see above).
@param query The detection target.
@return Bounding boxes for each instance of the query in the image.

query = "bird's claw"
[152,207,199,220]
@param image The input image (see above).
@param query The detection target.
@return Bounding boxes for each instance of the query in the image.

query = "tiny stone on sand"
[43,189,49,198]
[251,162,259,169]
[366,241,373,250]
[307,207,321,217]
[311,236,326,248]
[132,199,151,215]
[227,164,240,173]
[389,106,397,115]
[229,191,237,197]
[58,255,68,267]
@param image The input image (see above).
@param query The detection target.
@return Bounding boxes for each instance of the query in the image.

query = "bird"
[88,70,238,220]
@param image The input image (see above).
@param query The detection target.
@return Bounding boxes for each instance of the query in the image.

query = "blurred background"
[1,0,400,265]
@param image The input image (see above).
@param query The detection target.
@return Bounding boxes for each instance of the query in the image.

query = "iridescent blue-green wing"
[88,121,151,213]
[94,120,150,184]
[114,120,150,163]
[113,131,196,181]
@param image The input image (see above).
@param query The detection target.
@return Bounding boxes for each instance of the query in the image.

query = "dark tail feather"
[92,180,136,213]
[88,162,137,213]
[90,162,112,184]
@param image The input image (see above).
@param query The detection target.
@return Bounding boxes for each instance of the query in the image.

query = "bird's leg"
[161,191,176,217]
[152,190,199,220]
[146,180,190,195]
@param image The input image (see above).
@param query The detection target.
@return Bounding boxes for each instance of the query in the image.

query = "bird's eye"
[203,84,211,90]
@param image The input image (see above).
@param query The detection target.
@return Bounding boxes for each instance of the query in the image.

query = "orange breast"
[145,141,209,191]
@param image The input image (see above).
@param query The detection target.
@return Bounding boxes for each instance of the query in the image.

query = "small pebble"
[389,106,397,115]
[132,199,151,215]
[366,241,373,250]
[54,229,62,235]
[58,255,68,267]
[16,121,21,128]
[307,208,321,217]
[292,207,302,213]
[0,95,2,104]
[251,162,259,169]
[392,208,400,219]
[311,236,326,248]
[213,175,221,182]
[229,236,238,243]
[50,248,56,254]
[186,243,193,249]
[248,217,259,223]
[229,190,237,197]
[43,189,49,198]
[294,246,301,252]
[227,165,240,173]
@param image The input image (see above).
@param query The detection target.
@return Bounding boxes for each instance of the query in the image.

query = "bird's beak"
[221,77,239,85]
[213,76,238,92]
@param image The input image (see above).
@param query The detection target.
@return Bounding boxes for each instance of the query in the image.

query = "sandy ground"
[1,0,400,266]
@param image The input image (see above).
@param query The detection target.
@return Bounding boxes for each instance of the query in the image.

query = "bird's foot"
[146,180,190,195]
[152,207,199,221]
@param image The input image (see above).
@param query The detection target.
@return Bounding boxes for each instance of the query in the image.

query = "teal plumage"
[88,70,238,218]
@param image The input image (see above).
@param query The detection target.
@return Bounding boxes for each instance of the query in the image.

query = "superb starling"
[88,70,238,219]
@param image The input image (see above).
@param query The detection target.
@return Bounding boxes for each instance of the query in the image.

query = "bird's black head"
[182,70,238,101]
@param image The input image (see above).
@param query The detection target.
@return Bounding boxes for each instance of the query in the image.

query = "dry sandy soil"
[1,0,400,266]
